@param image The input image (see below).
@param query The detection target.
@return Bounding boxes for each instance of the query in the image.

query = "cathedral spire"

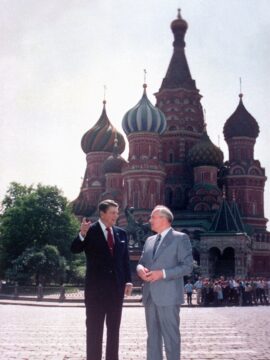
[159,9,196,90]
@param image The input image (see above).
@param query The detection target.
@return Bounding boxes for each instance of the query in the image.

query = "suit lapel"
[96,222,107,242]
[112,227,121,256]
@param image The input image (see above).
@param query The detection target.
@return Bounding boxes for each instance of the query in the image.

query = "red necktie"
[106,227,114,255]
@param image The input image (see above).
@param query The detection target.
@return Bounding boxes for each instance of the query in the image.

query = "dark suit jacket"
[71,221,132,305]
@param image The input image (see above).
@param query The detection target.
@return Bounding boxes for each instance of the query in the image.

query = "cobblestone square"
[0,303,270,360]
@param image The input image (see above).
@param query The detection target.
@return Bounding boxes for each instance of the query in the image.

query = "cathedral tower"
[223,94,267,230]
[155,9,205,210]
[122,84,167,221]
[73,101,125,217]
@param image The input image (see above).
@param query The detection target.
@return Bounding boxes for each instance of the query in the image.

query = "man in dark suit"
[137,205,193,360]
[71,199,132,360]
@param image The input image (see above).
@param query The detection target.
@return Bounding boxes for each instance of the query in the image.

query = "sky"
[1,0,270,228]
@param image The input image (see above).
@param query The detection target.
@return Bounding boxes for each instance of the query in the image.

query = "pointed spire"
[143,69,148,95]
[239,77,243,99]
[160,9,196,90]
[103,85,107,102]
[209,196,240,233]
[231,194,246,233]
[144,69,147,83]
[102,85,107,114]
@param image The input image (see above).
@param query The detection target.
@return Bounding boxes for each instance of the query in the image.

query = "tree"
[6,245,67,285]
[0,182,80,282]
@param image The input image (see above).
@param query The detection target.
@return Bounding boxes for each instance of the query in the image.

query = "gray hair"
[153,205,174,224]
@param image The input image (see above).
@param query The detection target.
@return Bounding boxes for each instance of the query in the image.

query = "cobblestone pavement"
[0,304,270,360]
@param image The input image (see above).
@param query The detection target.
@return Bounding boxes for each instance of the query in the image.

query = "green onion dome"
[187,130,224,168]
[122,84,167,135]
[81,101,125,154]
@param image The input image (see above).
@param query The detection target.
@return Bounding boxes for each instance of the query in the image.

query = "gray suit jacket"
[138,228,193,306]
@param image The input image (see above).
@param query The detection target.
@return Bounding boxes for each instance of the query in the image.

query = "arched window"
[249,168,260,176]
[232,167,244,175]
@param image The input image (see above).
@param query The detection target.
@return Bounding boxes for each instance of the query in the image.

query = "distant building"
[72,10,270,278]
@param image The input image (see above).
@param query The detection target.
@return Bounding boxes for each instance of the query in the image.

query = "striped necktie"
[153,234,162,258]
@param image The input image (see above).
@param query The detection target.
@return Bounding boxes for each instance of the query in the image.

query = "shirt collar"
[98,219,111,232]
[159,227,171,240]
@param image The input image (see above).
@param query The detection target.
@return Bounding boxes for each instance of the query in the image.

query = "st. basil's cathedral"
[72,10,270,278]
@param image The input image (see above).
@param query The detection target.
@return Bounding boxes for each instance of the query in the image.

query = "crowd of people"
[184,276,270,306]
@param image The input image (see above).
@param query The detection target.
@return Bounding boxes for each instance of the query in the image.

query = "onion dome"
[81,101,125,154]
[223,94,259,140]
[160,9,195,91]
[122,84,167,135]
[103,138,126,173]
[187,129,224,168]
[171,8,188,35]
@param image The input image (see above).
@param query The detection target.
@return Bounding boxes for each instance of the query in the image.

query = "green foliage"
[0,182,80,283]
[67,256,86,284]
[6,245,67,285]
[1,182,33,212]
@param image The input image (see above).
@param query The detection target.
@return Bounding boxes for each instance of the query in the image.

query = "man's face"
[100,206,119,227]
[149,210,167,233]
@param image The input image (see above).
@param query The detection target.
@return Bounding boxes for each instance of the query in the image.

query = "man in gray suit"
[137,205,193,360]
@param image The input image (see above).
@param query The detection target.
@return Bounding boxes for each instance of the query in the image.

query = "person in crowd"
[214,281,223,306]
[184,280,193,306]
[194,277,203,305]
[267,278,270,302]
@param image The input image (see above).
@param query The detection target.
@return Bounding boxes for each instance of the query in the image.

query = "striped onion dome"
[81,101,125,154]
[122,84,167,135]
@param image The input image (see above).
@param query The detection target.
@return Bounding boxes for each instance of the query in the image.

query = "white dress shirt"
[98,219,114,243]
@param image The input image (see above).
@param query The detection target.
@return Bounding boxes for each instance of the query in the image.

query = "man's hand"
[146,270,163,282]
[80,217,91,238]
[137,266,150,281]
[124,283,133,297]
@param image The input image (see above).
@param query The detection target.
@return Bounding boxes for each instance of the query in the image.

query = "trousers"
[144,295,181,360]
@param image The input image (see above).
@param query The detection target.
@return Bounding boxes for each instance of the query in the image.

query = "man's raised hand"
[80,217,91,238]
